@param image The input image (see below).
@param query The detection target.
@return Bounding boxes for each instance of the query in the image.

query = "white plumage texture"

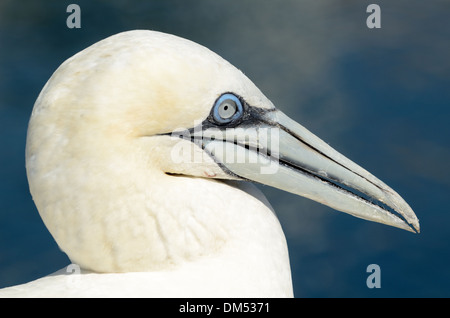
[1,30,292,297]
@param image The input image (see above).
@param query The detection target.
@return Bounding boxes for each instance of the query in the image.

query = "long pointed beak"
[198,109,420,233]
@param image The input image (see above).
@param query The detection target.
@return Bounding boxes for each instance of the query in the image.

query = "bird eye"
[212,93,243,124]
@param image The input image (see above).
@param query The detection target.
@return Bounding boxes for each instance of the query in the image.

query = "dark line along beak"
[192,109,420,233]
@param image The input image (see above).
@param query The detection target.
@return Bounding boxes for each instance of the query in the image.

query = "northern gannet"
[0,30,419,297]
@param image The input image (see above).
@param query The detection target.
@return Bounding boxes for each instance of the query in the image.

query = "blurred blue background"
[0,0,449,297]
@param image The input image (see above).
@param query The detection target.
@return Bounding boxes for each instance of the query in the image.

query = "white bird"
[0,30,419,297]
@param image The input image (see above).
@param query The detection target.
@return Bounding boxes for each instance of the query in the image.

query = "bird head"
[26,30,419,273]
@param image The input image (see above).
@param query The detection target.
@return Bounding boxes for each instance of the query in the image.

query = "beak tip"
[413,221,420,234]
[405,208,420,234]
[404,217,420,233]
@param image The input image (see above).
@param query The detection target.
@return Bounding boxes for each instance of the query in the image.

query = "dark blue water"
[1,0,449,297]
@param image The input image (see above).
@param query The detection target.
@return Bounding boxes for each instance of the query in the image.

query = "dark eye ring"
[212,93,243,124]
